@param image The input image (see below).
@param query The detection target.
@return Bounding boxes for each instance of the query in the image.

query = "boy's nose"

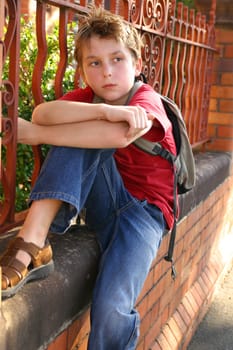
[104,72,112,77]
[103,65,112,77]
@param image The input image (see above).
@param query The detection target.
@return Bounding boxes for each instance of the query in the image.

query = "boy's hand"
[103,104,155,138]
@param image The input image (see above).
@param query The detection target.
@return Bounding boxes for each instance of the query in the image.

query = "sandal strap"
[3,259,27,280]
[3,258,26,275]
[1,237,53,291]
[11,237,44,259]
[1,237,53,269]
[2,259,27,288]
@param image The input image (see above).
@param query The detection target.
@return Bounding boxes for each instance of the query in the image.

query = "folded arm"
[32,100,155,138]
[18,117,153,148]
[18,100,155,147]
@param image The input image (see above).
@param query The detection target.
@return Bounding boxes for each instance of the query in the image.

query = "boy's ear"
[135,57,143,77]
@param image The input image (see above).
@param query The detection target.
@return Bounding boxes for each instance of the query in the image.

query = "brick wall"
[45,161,233,350]
[207,27,233,152]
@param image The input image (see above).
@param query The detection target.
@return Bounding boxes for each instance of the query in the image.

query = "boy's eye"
[113,57,122,62]
[90,61,99,67]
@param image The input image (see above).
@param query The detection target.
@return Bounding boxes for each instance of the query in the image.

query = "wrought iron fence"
[0,0,216,233]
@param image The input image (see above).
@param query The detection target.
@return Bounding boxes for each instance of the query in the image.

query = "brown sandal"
[1,237,54,299]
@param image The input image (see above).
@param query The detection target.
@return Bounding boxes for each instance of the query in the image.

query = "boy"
[1,6,176,349]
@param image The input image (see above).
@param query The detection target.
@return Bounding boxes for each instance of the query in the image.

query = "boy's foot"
[0,237,54,299]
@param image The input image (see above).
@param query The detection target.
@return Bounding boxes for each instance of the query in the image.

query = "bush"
[2,16,76,211]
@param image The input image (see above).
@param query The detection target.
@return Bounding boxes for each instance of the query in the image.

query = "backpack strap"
[130,80,179,279]
[134,137,178,279]
[164,170,178,280]
[133,138,176,165]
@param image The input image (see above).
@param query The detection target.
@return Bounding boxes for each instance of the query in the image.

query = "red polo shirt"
[60,84,176,229]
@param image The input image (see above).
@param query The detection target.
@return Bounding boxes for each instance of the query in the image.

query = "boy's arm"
[32,100,155,139]
[18,117,152,148]
[32,101,107,125]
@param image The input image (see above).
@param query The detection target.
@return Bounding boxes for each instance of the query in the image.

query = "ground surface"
[187,261,233,350]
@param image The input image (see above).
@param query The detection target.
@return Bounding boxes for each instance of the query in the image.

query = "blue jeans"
[30,146,165,350]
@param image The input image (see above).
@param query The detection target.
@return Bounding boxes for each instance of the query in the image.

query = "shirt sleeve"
[59,86,94,102]
[128,83,173,144]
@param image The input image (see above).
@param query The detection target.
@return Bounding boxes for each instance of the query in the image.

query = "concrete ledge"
[0,227,100,350]
[0,151,232,350]
[179,152,232,219]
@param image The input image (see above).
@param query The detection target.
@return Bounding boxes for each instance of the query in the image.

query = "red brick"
[211,85,233,99]
[190,284,204,307]
[177,302,191,328]
[218,126,233,138]
[181,296,195,321]
[185,292,199,317]
[195,280,207,301]
[167,317,183,344]
[159,282,176,312]
[177,218,188,235]
[150,300,161,324]
[157,332,173,350]
[209,98,218,111]
[224,45,233,58]
[157,236,168,261]
[210,69,220,84]
[67,318,82,349]
[150,272,170,306]
[160,305,170,329]
[77,336,89,350]
[169,287,183,317]
[216,28,233,43]
[68,311,90,350]
[220,99,233,113]
[206,265,218,284]
[138,270,154,302]
[140,309,153,339]
[47,330,67,350]
[137,297,149,320]
[179,266,190,291]
[153,259,164,282]
[136,338,145,350]
[150,340,163,350]
[191,235,201,255]
[173,309,188,334]
[144,318,162,350]
[199,274,210,295]
[206,138,233,152]
[162,324,179,349]
[173,237,184,261]
[147,285,161,313]
[215,58,233,73]
[221,72,233,85]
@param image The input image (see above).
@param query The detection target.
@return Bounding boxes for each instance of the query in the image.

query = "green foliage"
[1,16,76,211]
[179,0,195,9]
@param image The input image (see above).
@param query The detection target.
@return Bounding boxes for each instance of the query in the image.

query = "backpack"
[128,80,196,278]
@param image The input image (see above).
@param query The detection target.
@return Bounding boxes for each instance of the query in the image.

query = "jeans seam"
[29,191,80,208]
[125,311,140,349]
[81,154,101,184]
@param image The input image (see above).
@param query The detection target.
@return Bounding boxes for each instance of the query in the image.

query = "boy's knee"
[92,300,139,336]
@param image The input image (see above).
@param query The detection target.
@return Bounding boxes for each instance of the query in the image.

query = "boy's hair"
[74,6,143,70]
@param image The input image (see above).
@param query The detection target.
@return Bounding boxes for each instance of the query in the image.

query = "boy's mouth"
[102,83,116,88]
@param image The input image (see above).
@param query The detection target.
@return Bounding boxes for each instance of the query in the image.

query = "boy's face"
[80,35,142,105]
